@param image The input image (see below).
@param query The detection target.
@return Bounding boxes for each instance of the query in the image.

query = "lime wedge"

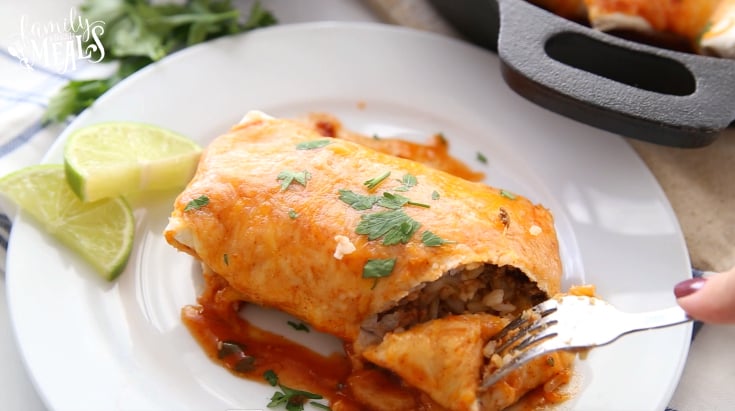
[0,165,134,280]
[64,122,202,202]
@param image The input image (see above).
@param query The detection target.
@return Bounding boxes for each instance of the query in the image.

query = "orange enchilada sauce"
[181,271,441,410]
[182,271,575,411]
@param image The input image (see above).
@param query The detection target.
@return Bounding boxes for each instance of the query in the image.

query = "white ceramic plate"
[6,23,691,411]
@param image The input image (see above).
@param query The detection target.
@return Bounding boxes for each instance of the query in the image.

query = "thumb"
[674,267,735,324]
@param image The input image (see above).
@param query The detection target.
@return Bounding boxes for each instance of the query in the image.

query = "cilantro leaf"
[394,174,418,192]
[184,195,209,211]
[364,171,390,191]
[243,0,278,29]
[43,79,113,124]
[356,209,420,245]
[45,0,277,123]
[264,369,279,386]
[431,190,440,200]
[288,209,299,219]
[477,152,488,164]
[421,231,456,247]
[378,192,429,209]
[382,219,421,245]
[296,140,332,150]
[310,402,331,410]
[363,258,396,279]
[267,383,323,411]
[499,189,517,200]
[277,170,311,191]
[376,192,409,209]
[338,189,379,210]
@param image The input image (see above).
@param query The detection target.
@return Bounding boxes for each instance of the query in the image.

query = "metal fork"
[480,295,692,389]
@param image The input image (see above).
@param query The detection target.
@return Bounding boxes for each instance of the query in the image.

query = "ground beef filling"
[361,264,546,342]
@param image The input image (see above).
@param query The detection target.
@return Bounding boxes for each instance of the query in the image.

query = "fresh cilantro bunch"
[44,0,276,124]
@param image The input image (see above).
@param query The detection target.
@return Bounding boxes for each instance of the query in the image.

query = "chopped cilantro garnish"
[356,209,420,245]
[264,369,279,386]
[310,402,331,410]
[223,253,229,265]
[407,200,430,208]
[477,152,488,164]
[277,170,311,191]
[362,258,396,280]
[394,174,418,192]
[44,1,277,124]
[364,171,391,191]
[384,219,421,245]
[267,383,323,411]
[296,140,331,150]
[338,189,379,210]
[499,189,517,200]
[376,192,409,209]
[431,190,440,200]
[287,321,310,332]
[376,192,430,209]
[288,209,299,219]
[421,231,456,247]
[184,195,209,211]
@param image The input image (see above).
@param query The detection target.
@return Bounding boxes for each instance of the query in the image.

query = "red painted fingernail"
[674,277,707,298]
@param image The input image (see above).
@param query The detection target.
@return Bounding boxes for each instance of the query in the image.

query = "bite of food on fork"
[481,288,692,390]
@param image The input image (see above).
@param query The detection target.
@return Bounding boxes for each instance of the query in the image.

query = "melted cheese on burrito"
[165,111,567,410]
[583,0,720,47]
[165,111,561,343]
[529,0,588,20]
[700,0,735,58]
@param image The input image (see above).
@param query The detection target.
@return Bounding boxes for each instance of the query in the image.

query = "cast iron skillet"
[429,0,735,147]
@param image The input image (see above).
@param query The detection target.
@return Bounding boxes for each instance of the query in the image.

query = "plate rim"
[6,21,692,411]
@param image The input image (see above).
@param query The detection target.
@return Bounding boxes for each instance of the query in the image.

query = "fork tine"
[480,295,693,391]
[512,322,558,353]
[497,299,558,338]
[480,299,562,390]
[492,300,559,356]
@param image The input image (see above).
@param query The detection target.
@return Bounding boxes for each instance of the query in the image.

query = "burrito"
[165,111,567,410]
[528,0,588,21]
[582,0,720,49]
[299,112,485,182]
[699,0,735,58]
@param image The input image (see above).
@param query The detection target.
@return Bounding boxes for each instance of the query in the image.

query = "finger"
[674,268,735,324]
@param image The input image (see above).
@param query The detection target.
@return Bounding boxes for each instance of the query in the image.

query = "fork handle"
[626,305,692,334]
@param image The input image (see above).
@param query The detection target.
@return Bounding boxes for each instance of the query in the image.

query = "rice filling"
[359,264,546,346]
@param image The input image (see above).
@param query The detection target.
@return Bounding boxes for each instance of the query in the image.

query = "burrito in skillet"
[699,0,735,58]
[528,0,588,20]
[583,0,720,49]
[165,111,567,410]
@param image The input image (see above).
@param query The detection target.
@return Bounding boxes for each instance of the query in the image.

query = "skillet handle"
[496,0,735,147]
